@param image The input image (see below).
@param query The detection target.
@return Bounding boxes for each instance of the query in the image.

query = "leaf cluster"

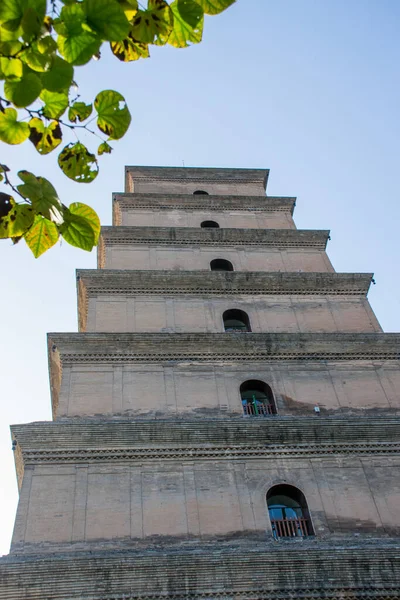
[0,166,100,256]
[0,0,235,255]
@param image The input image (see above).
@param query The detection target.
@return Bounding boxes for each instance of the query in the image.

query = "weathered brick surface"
[1,542,400,599]
[46,332,400,418]
[125,166,269,195]
[3,166,400,598]
[76,271,379,334]
[112,192,296,227]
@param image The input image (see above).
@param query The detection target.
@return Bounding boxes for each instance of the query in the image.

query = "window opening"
[267,484,314,539]
[223,309,251,332]
[193,190,209,195]
[240,380,276,416]
[201,220,219,228]
[210,259,233,272]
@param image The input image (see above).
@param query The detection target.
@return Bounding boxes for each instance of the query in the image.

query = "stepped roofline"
[125,166,270,193]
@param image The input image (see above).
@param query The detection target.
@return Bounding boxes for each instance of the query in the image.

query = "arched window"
[193,190,209,195]
[223,309,251,332]
[201,220,219,228]
[240,380,276,416]
[267,484,314,539]
[210,259,234,272]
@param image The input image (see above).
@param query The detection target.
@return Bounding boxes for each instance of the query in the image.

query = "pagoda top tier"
[124,166,269,196]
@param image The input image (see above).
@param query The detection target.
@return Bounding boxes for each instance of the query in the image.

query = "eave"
[77,270,373,297]
[11,416,400,487]
[99,226,330,248]
[48,331,400,365]
[1,541,400,598]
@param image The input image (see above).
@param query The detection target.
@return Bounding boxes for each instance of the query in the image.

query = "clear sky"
[0,0,399,555]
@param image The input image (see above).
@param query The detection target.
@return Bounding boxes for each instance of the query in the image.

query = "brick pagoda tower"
[1,166,400,599]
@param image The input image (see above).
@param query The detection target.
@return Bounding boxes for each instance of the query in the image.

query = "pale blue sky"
[0,0,399,554]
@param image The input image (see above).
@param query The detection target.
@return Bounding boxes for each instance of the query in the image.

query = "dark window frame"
[223,309,251,333]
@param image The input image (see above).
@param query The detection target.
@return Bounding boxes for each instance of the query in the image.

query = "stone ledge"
[99,227,330,249]
[10,417,400,486]
[12,415,400,449]
[48,332,400,362]
[1,540,399,599]
[77,270,372,296]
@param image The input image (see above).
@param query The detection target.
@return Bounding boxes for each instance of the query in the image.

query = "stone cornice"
[11,417,400,481]
[99,227,330,249]
[48,332,400,365]
[1,542,400,599]
[125,166,269,192]
[77,270,373,297]
[112,193,295,225]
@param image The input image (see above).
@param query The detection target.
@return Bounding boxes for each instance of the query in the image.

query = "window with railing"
[240,380,276,416]
[223,309,251,332]
[267,485,314,540]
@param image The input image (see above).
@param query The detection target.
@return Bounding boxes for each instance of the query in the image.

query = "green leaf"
[24,214,59,257]
[98,141,113,155]
[177,0,203,28]
[68,201,100,243]
[0,0,23,25]
[0,107,30,144]
[195,0,235,14]
[21,45,52,72]
[40,89,69,119]
[55,3,101,65]
[42,55,74,92]
[130,0,173,45]
[0,195,34,238]
[94,89,131,140]
[60,203,100,251]
[21,6,42,39]
[168,0,203,48]
[68,101,92,123]
[0,38,22,54]
[4,70,42,107]
[110,34,149,61]
[0,56,23,80]
[58,142,99,183]
[85,0,130,41]
[17,170,61,219]
[28,117,62,155]
[0,0,46,31]
[37,35,57,54]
